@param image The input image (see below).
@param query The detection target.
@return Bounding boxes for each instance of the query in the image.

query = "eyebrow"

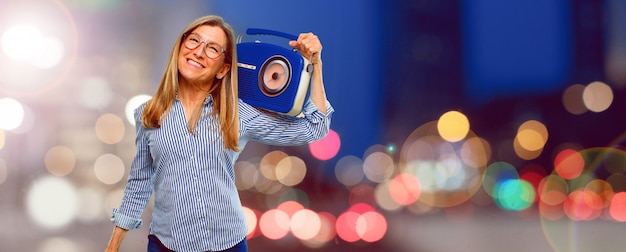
[189,32,224,47]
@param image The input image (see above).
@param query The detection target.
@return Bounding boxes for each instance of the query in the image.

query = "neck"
[178,80,216,103]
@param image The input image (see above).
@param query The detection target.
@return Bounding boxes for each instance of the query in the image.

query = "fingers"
[290,32,322,64]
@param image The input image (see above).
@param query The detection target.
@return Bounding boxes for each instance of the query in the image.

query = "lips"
[187,58,205,68]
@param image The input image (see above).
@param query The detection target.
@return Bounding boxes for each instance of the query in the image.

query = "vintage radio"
[237,28,313,116]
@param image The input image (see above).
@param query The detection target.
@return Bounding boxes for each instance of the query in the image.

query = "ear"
[217,63,231,80]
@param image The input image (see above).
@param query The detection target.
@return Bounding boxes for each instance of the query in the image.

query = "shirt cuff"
[111,208,143,230]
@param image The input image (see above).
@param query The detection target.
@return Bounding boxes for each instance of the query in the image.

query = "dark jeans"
[148,235,248,252]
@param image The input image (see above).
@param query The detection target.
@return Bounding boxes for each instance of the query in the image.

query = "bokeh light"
[562,84,588,115]
[334,155,365,187]
[308,129,340,160]
[26,176,78,229]
[301,212,336,248]
[363,151,394,183]
[585,179,613,210]
[44,145,76,176]
[437,110,470,142]
[242,206,259,237]
[609,192,626,222]
[260,150,288,181]
[125,94,152,126]
[563,189,603,221]
[375,180,403,212]
[0,98,25,130]
[493,179,535,211]
[95,113,126,145]
[582,81,614,112]
[336,203,387,243]
[335,211,361,242]
[290,209,321,240]
[483,162,519,198]
[234,160,258,191]
[275,156,307,186]
[554,149,584,180]
[460,136,491,168]
[259,209,290,240]
[516,120,548,152]
[388,173,422,206]
[514,120,548,160]
[357,211,387,242]
[93,153,125,185]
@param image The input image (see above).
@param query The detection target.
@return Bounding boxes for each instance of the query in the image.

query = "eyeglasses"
[183,33,226,59]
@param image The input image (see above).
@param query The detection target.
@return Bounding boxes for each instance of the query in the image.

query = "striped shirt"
[111,95,333,251]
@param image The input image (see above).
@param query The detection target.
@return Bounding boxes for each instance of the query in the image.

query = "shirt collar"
[175,92,214,105]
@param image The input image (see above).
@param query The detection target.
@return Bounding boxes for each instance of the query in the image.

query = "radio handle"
[246,28,298,41]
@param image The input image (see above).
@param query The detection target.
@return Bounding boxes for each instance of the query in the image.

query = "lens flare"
[1,24,43,61]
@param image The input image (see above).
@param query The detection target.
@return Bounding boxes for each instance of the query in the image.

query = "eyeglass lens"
[184,33,223,59]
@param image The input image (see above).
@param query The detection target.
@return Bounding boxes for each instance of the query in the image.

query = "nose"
[193,42,205,58]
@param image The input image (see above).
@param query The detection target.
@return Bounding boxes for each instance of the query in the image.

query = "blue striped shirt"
[111,95,333,251]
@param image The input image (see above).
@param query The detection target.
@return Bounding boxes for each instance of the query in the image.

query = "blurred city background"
[0,0,625,251]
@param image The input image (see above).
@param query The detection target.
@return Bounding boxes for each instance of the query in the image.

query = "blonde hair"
[142,15,240,151]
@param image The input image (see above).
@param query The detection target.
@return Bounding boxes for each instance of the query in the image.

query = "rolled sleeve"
[304,100,334,124]
[111,208,143,230]
[239,98,334,146]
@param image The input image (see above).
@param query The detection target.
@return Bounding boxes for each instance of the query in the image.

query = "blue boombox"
[237,28,313,116]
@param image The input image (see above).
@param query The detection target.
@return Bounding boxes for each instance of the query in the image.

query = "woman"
[105,15,332,252]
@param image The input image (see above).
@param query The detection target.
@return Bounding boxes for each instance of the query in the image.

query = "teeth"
[188,59,203,68]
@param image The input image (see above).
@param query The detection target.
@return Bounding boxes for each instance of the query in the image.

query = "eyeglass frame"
[182,32,227,59]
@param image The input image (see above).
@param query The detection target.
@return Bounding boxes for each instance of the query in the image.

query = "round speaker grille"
[259,56,291,96]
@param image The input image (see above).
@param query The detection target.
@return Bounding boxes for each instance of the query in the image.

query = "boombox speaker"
[237,28,313,116]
